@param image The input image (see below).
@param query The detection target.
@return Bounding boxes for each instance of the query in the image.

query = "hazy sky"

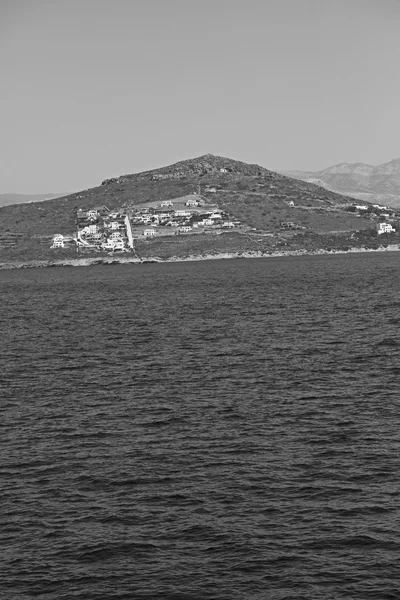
[1,0,400,193]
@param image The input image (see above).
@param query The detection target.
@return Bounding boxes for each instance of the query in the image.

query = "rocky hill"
[0,154,396,265]
[282,158,400,207]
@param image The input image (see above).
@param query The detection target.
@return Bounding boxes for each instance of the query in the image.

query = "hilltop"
[0,154,399,266]
[282,158,400,208]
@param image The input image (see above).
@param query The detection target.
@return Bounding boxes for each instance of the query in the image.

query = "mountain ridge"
[282,158,400,206]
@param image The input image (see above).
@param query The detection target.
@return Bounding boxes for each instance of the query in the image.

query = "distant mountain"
[282,158,400,207]
[0,193,66,208]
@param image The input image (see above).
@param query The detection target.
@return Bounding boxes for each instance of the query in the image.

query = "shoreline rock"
[0,245,399,270]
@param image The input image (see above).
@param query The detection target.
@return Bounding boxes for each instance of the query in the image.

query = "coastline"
[1,244,399,270]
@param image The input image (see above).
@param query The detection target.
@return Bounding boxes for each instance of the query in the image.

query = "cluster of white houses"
[51,196,238,251]
[128,195,236,238]
[51,206,133,251]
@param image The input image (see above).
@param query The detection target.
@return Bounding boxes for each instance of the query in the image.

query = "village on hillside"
[50,194,239,251]
[49,190,400,253]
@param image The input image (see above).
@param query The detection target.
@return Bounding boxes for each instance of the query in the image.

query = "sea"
[1,253,400,600]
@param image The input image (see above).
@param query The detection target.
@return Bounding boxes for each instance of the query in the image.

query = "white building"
[222,221,235,228]
[186,198,199,206]
[377,222,396,235]
[102,241,114,250]
[88,233,103,242]
[51,234,64,248]
[174,210,191,217]
[112,239,125,250]
[110,221,121,230]
[179,226,192,233]
[102,239,125,250]
[143,229,157,237]
[161,200,173,207]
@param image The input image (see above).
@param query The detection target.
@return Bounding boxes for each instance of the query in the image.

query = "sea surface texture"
[1,254,400,600]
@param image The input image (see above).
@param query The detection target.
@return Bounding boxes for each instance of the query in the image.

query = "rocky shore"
[1,244,399,270]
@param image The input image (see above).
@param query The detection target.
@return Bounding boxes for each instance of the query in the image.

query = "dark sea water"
[1,253,400,600]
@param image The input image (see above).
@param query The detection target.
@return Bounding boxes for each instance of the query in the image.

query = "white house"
[89,233,103,242]
[377,222,396,235]
[186,198,199,206]
[220,168,228,173]
[110,221,121,230]
[222,221,235,228]
[51,234,64,248]
[102,238,125,250]
[86,209,98,219]
[143,229,157,237]
[102,241,114,250]
[109,231,122,239]
[161,200,173,207]
[51,234,65,248]
[174,210,191,217]
[179,226,192,233]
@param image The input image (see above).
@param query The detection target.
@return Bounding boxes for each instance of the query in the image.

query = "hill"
[0,154,397,265]
[0,193,66,208]
[282,158,400,208]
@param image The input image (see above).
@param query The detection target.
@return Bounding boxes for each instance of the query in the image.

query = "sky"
[1,0,400,193]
